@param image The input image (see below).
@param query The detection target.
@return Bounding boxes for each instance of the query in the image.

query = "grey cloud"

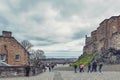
[1,0,120,57]
[6,0,40,14]
[35,42,57,46]
[0,15,10,33]
[51,0,85,18]
[0,16,9,23]
[25,35,59,45]
[73,31,88,39]
[32,16,45,24]
[0,16,9,26]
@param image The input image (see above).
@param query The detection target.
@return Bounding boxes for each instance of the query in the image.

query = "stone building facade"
[0,31,29,66]
[83,15,120,54]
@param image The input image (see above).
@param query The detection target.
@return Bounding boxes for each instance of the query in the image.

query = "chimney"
[2,31,12,37]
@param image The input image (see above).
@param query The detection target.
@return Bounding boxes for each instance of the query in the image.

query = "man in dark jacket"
[25,65,30,77]
[98,63,103,73]
[74,64,77,73]
[92,61,97,72]
[88,63,91,73]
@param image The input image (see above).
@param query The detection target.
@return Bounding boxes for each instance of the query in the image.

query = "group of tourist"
[88,61,103,73]
[47,63,56,72]
[74,60,103,73]
[24,63,56,77]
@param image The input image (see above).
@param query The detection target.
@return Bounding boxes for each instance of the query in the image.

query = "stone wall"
[83,15,120,55]
[0,66,43,77]
[111,32,120,50]
[0,31,29,66]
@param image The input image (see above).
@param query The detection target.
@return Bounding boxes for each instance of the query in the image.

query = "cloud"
[0,0,120,58]
[0,1,10,12]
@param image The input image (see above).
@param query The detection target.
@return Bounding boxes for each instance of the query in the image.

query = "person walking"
[92,61,97,72]
[32,66,36,75]
[51,63,55,71]
[25,64,31,77]
[74,64,77,73]
[79,64,84,72]
[42,64,46,72]
[88,63,91,73]
[98,63,103,73]
[48,64,51,72]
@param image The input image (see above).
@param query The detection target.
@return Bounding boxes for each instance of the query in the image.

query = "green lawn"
[71,53,96,67]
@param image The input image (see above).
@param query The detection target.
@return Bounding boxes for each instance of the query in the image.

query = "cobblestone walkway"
[0,64,120,80]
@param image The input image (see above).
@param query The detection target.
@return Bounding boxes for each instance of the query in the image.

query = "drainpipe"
[4,45,8,63]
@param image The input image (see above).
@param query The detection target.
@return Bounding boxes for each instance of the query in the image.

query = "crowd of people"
[74,60,103,73]
[24,63,56,77]
[47,63,56,72]
[24,61,103,77]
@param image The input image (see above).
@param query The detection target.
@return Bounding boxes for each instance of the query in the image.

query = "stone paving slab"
[0,71,54,80]
[1,71,120,80]
[1,64,120,80]
[60,71,120,80]
[53,71,63,80]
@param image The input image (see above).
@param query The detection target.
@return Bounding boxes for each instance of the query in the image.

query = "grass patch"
[71,53,97,67]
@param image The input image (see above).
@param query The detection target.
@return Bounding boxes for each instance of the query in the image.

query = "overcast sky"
[0,0,120,58]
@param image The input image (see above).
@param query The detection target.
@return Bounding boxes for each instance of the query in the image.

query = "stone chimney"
[2,31,12,37]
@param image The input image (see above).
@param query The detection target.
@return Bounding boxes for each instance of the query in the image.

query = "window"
[15,55,21,61]
[0,54,6,61]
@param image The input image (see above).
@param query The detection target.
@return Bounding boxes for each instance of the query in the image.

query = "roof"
[0,35,29,55]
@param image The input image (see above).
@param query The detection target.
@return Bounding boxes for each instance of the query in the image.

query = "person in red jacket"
[79,64,84,72]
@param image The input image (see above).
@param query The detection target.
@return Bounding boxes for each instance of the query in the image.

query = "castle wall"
[83,15,120,54]
[111,32,120,50]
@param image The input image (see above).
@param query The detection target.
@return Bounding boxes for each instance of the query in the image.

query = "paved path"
[53,71,63,80]
[0,71,54,80]
[60,71,120,80]
[1,64,120,80]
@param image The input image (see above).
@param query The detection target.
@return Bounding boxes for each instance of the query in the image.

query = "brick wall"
[0,31,28,66]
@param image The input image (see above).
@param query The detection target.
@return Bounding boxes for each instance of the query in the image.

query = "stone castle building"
[83,15,120,55]
[0,31,29,66]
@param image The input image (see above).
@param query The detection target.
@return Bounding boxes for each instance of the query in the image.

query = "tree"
[21,40,33,52]
[36,50,46,59]
[21,40,33,65]
[30,49,46,66]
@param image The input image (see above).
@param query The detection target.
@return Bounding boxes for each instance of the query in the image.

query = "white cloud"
[1,0,120,58]
[0,1,10,12]
[32,38,85,56]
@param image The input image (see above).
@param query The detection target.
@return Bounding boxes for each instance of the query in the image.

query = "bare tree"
[30,49,46,66]
[21,40,33,65]
[36,50,46,59]
[29,49,36,59]
[21,40,33,51]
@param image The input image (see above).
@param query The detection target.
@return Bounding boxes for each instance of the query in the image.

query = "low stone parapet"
[0,66,43,78]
